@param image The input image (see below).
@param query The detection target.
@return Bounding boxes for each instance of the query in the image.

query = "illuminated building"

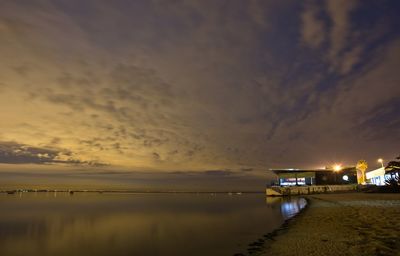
[367,159,400,186]
[270,167,358,186]
[366,167,386,186]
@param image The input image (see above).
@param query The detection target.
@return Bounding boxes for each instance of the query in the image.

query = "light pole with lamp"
[377,158,385,185]
[378,158,384,168]
[333,164,342,184]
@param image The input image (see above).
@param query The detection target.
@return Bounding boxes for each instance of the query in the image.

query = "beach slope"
[264,193,400,256]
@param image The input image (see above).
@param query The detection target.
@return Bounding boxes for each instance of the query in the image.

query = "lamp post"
[333,164,342,184]
[378,158,384,168]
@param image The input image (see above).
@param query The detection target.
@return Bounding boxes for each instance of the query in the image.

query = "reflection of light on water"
[265,196,282,206]
[0,193,288,256]
[280,198,307,220]
[265,197,307,219]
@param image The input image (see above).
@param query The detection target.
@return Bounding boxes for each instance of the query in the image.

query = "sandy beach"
[263,193,400,256]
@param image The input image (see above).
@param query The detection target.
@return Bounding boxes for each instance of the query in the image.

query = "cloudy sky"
[0,0,399,190]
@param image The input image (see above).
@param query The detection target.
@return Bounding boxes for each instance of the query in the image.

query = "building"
[385,160,400,179]
[270,167,358,186]
[366,160,400,186]
[366,167,386,186]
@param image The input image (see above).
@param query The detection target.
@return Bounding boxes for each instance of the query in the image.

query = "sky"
[0,0,399,190]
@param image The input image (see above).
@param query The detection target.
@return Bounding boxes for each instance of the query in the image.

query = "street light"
[332,164,342,184]
[333,164,342,172]
[378,158,384,168]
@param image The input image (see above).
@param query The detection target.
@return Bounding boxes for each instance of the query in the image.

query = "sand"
[262,193,400,256]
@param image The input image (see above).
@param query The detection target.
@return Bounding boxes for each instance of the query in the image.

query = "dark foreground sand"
[263,193,400,256]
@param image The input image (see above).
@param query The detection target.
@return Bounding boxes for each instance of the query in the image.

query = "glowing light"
[377,158,384,168]
[333,164,342,172]
[342,175,349,181]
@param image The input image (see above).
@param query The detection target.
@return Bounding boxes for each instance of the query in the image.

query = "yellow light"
[378,158,384,168]
[333,164,342,172]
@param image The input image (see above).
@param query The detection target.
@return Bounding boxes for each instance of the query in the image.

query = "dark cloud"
[203,170,233,176]
[152,152,161,161]
[355,98,400,141]
[0,141,106,166]
[12,64,31,77]
[0,141,63,164]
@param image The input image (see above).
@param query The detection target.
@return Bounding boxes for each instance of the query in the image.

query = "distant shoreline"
[0,189,264,194]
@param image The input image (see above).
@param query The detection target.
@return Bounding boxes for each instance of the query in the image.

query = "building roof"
[270,167,356,174]
[270,169,329,174]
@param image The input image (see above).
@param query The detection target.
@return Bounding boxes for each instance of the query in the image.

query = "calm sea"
[0,192,306,256]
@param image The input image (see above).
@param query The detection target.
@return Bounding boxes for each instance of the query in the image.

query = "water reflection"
[0,193,305,256]
[266,196,307,220]
[280,197,307,220]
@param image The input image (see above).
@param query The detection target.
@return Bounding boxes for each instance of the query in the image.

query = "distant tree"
[384,175,400,192]
[385,155,400,172]
[382,155,400,193]
[386,161,400,170]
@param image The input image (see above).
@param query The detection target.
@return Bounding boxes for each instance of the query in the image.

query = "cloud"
[356,98,400,142]
[326,0,358,60]
[337,45,363,74]
[301,1,326,48]
[300,0,364,75]
[203,169,233,176]
[0,0,398,176]
[152,152,161,161]
[0,141,106,166]
[269,39,400,166]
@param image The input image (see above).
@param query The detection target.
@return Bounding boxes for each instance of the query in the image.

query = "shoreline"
[236,197,310,256]
[260,192,400,256]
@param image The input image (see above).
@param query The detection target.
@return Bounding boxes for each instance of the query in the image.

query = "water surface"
[0,192,306,256]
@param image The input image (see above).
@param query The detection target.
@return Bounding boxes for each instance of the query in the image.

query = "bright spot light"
[333,164,342,172]
[342,175,349,181]
[377,158,384,168]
